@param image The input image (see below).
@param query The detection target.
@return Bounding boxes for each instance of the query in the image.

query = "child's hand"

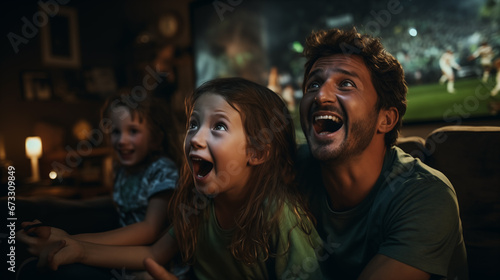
[38,236,85,271]
[17,220,52,256]
[144,257,179,280]
[22,220,69,239]
[17,220,69,256]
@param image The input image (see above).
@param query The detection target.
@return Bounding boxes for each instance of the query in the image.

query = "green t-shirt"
[171,201,325,280]
[297,146,468,280]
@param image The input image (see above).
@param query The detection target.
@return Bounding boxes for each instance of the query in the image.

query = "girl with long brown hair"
[25,78,323,280]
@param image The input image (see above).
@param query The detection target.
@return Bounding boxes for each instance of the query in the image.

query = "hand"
[144,257,179,280]
[17,220,69,256]
[38,236,85,271]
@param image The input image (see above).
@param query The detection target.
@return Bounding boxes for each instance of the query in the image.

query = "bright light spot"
[49,171,57,180]
[408,28,417,37]
[292,41,304,53]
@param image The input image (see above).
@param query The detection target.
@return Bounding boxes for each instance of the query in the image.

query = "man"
[439,49,461,93]
[143,27,469,280]
[468,41,495,83]
[297,28,468,279]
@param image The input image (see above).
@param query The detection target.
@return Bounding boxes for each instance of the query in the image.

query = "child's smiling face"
[110,106,152,168]
[184,93,253,197]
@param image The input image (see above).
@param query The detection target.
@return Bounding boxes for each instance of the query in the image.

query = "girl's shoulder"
[274,199,313,229]
[145,156,178,172]
[141,156,179,188]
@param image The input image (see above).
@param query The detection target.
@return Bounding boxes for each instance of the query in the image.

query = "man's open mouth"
[313,115,343,135]
[191,157,214,178]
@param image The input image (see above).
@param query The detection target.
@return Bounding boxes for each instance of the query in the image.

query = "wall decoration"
[21,71,53,101]
[41,6,81,68]
[84,67,117,99]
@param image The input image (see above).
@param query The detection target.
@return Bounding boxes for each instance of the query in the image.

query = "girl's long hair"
[170,77,313,264]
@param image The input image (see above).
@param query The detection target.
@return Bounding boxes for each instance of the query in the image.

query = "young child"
[27,78,324,279]
[18,91,184,278]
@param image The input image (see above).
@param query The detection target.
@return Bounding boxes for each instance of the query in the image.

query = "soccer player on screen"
[439,49,461,93]
[468,41,495,83]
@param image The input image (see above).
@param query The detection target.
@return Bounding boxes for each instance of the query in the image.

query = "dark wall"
[0,0,193,180]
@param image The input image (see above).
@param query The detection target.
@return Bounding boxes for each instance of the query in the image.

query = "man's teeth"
[315,115,341,123]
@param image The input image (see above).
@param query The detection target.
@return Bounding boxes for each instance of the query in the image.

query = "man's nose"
[315,79,338,105]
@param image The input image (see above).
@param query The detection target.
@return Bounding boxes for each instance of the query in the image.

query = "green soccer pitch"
[404,77,500,123]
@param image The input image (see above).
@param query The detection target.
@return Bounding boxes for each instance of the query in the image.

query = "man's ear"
[248,147,270,166]
[377,107,399,134]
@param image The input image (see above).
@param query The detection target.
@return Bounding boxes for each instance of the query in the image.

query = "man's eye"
[214,123,227,131]
[340,80,355,88]
[307,81,321,91]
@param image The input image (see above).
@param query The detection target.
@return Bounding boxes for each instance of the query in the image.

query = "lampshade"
[26,136,42,158]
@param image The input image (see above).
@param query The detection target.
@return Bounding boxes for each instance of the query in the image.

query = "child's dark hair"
[170,77,313,264]
[101,90,183,168]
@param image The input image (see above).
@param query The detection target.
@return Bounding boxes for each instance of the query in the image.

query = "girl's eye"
[130,128,139,135]
[340,80,355,88]
[111,129,120,135]
[188,120,198,130]
[214,122,227,131]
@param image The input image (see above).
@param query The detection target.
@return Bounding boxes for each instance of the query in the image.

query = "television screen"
[190,0,500,125]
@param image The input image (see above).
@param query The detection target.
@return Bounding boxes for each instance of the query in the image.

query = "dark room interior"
[1,0,499,279]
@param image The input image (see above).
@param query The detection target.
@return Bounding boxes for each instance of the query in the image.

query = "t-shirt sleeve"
[272,204,324,280]
[378,176,463,277]
[145,157,179,199]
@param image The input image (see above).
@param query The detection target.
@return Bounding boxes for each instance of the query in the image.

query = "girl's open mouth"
[191,157,214,178]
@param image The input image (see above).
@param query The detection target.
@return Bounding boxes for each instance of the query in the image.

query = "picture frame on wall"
[41,6,81,68]
[21,71,53,101]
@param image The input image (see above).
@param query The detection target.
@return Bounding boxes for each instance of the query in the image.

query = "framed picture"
[83,67,117,99]
[21,71,53,101]
[41,6,81,68]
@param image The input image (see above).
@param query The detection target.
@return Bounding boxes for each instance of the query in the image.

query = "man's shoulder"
[379,147,457,203]
[388,147,453,186]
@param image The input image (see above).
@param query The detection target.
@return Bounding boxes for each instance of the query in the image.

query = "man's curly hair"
[303,27,407,148]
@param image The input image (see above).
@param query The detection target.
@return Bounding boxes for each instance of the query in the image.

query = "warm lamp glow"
[26,136,42,182]
[49,170,58,180]
[26,137,42,158]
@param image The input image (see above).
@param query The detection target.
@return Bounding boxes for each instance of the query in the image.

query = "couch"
[397,125,500,279]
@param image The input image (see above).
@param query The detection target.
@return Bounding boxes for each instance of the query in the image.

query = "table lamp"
[26,136,42,182]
